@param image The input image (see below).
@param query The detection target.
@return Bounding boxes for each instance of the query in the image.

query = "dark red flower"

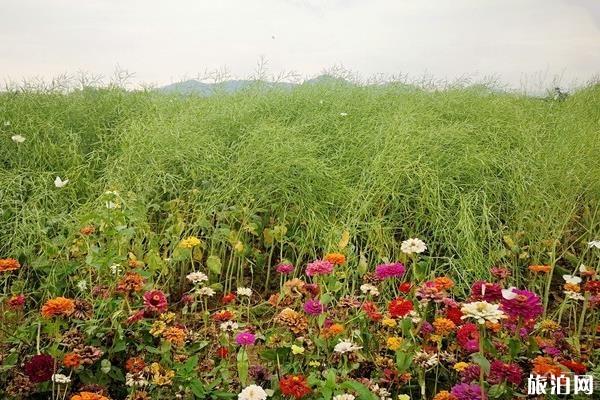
[216,347,229,358]
[584,280,600,295]
[279,375,312,399]
[445,306,463,325]
[24,354,55,383]
[388,298,413,318]
[7,294,25,310]
[398,282,412,294]
[470,280,502,302]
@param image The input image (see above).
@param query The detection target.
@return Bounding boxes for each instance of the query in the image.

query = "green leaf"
[101,359,111,374]
[237,348,249,386]
[341,381,377,400]
[207,255,222,275]
[471,352,491,374]
[190,379,205,398]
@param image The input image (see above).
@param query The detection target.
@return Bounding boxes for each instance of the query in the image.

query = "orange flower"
[79,225,95,235]
[63,353,81,368]
[162,326,186,347]
[433,277,454,291]
[564,283,580,292]
[485,321,501,333]
[0,258,20,272]
[433,317,456,336]
[70,392,110,400]
[532,356,563,377]
[321,323,344,338]
[41,297,75,318]
[433,391,458,400]
[529,265,552,273]
[324,253,346,265]
[125,356,146,373]
[116,272,145,294]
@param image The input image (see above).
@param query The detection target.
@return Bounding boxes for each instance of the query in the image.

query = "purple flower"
[303,299,326,315]
[501,288,543,320]
[305,260,334,277]
[374,263,405,280]
[235,332,256,346]
[420,321,434,335]
[276,263,294,275]
[451,383,486,400]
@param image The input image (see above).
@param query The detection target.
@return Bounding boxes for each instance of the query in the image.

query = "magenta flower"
[500,288,543,320]
[305,260,334,277]
[143,290,168,314]
[470,280,502,302]
[451,383,486,400]
[374,262,405,280]
[235,331,256,346]
[276,263,294,275]
[303,299,326,315]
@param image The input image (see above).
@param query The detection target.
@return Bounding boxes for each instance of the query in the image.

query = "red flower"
[279,375,312,399]
[216,346,229,358]
[7,294,25,310]
[388,298,413,318]
[362,301,382,321]
[456,323,480,353]
[445,305,463,325]
[126,310,145,325]
[584,280,600,295]
[222,293,236,304]
[143,290,168,314]
[212,310,235,322]
[561,360,587,374]
[24,354,55,383]
[398,282,412,294]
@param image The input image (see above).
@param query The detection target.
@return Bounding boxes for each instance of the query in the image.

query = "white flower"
[220,321,239,332]
[408,310,422,324]
[11,134,25,143]
[125,372,148,387]
[565,291,585,301]
[105,201,119,209]
[54,176,69,188]
[238,384,268,400]
[76,280,88,291]
[360,284,379,296]
[186,271,208,284]
[563,275,582,285]
[110,264,121,275]
[237,287,252,297]
[501,287,518,300]
[370,384,391,399]
[580,264,592,274]
[334,339,362,354]
[460,301,506,324]
[52,374,71,384]
[588,240,600,249]
[339,112,348,116]
[413,351,439,369]
[333,395,355,400]
[197,287,215,297]
[400,238,427,254]
[4,121,10,126]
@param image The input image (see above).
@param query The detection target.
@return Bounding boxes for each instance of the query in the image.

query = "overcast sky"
[1,0,599,89]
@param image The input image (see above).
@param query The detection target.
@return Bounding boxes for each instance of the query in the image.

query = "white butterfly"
[11,134,25,143]
[501,287,518,300]
[54,176,69,188]
[339,112,348,116]
[588,240,600,249]
[562,275,582,285]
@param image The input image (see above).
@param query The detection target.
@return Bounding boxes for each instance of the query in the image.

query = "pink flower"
[374,263,405,280]
[276,263,294,274]
[126,310,145,325]
[451,383,486,400]
[235,332,256,346]
[143,290,168,314]
[305,260,334,277]
[500,288,543,320]
[303,299,326,315]
[7,294,25,310]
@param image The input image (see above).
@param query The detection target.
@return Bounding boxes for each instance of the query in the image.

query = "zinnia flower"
[305,260,334,277]
[333,339,362,354]
[450,383,485,400]
[279,375,312,399]
[324,252,346,265]
[70,393,110,400]
[41,297,75,318]
[24,354,55,383]
[7,294,25,310]
[0,258,20,272]
[179,236,201,248]
[456,323,480,352]
[460,301,506,324]
[388,298,413,318]
[529,265,552,273]
[500,288,543,320]
[276,263,294,274]
[186,271,208,284]
[375,263,406,280]
[236,332,256,346]
[143,290,168,314]
[470,281,502,302]
[303,299,326,315]
[401,238,427,254]
[238,384,268,400]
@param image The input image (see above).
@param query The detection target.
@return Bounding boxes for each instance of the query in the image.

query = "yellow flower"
[453,362,470,372]
[387,336,403,351]
[291,345,305,355]
[429,334,442,343]
[179,236,201,249]
[398,395,411,400]
[308,361,321,367]
[149,362,175,386]
[159,312,176,323]
[382,318,397,328]
[149,321,167,337]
